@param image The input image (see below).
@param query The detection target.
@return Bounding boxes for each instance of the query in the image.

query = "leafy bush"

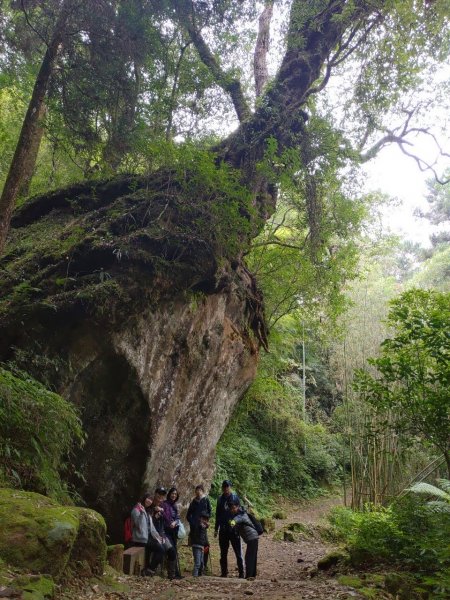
[0,366,84,502]
[328,495,450,596]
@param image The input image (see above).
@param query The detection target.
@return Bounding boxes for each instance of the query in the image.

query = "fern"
[408,479,450,514]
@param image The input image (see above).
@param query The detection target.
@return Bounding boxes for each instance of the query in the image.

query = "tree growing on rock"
[1,0,449,255]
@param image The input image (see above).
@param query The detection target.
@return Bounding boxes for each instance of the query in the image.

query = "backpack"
[124,516,133,544]
[248,512,264,535]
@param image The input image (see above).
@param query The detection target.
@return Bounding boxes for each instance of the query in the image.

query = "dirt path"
[60,496,363,600]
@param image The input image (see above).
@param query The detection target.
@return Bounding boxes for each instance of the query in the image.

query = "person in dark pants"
[187,484,212,571]
[162,487,183,579]
[228,498,259,579]
[151,500,177,579]
[190,512,210,576]
[214,480,244,578]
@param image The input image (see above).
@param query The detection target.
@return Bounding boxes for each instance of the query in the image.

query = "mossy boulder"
[274,521,315,542]
[317,549,350,570]
[0,488,106,580]
[272,510,287,520]
[283,531,296,542]
[260,517,275,533]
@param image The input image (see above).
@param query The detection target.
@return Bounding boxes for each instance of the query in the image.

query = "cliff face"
[0,173,264,541]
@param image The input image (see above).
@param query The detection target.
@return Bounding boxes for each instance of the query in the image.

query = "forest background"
[0,0,449,597]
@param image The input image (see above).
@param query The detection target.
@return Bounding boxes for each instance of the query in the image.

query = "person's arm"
[148,513,163,544]
[131,506,141,526]
[214,497,221,535]
[186,500,194,525]
[161,502,172,527]
[206,497,212,517]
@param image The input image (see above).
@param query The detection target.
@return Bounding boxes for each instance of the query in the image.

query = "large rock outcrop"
[0,172,266,541]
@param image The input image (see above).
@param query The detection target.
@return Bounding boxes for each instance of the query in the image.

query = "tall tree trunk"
[17,103,47,199]
[254,1,274,98]
[444,450,450,479]
[0,36,62,255]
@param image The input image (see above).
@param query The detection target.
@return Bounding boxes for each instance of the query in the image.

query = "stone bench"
[123,546,145,575]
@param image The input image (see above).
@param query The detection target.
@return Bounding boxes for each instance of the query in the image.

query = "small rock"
[244,592,254,596]
[0,588,22,598]
[297,558,304,563]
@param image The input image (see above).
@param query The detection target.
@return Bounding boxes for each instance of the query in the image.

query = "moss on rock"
[272,510,287,520]
[106,545,124,572]
[0,489,106,580]
[12,575,55,600]
[317,549,350,570]
[260,517,275,533]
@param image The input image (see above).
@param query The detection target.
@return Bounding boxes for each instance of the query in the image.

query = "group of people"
[129,479,260,579]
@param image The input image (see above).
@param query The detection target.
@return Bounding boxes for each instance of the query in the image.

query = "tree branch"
[221,0,384,180]
[175,0,250,122]
[359,105,450,183]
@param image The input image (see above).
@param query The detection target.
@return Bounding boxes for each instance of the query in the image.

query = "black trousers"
[135,538,175,570]
[165,528,180,574]
[132,541,158,570]
[219,528,244,577]
[245,538,258,578]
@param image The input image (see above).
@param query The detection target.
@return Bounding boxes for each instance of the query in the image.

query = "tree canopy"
[1,0,450,253]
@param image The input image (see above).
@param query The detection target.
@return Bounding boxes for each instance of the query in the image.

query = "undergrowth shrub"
[327,496,450,596]
[0,366,84,502]
[212,386,341,512]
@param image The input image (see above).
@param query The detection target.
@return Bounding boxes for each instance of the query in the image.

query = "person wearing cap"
[228,498,259,579]
[190,511,210,576]
[214,480,244,578]
[153,486,167,508]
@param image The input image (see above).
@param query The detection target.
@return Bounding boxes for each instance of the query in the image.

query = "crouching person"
[190,511,210,577]
[228,499,259,579]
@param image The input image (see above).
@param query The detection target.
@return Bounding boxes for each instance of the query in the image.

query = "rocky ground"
[56,496,370,600]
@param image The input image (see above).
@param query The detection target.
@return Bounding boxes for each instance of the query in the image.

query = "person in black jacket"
[190,512,210,576]
[228,499,259,579]
[187,484,212,571]
[186,484,212,528]
[214,480,244,578]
